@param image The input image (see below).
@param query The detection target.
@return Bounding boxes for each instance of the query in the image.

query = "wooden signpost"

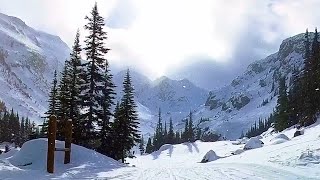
[47,115,72,173]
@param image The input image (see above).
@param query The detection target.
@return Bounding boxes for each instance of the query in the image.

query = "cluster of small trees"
[144,111,211,154]
[245,114,275,138]
[42,3,140,162]
[274,29,320,132]
[0,101,37,146]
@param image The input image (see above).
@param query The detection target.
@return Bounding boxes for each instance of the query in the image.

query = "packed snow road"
[101,163,313,180]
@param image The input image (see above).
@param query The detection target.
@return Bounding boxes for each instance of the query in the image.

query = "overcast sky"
[0,0,320,89]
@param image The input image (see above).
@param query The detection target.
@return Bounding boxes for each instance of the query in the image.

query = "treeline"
[274,28,320,132]
[0,101,38,146]
[245,114,275,138]
[144,111,221,154]
[41,3,140,163]
[247,28,320,136]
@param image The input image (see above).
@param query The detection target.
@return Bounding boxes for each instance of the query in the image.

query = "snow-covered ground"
[1,123,320,179]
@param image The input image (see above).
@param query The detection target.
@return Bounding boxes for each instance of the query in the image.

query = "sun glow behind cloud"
[1,0,320,80]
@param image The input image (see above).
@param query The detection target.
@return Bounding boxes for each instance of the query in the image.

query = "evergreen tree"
[139,135,145,155]
[80,2,109,148]
[68,31,83,145]
[145,137,153,154]
[196,127,202,140]
[183,119,188,142]
[163,121,168,144]
[167,117,174,144]
[113,70,140,162]
[275,76,289,131]
[43,70,58,136]
[153,108,163,150]
[175,131,181,144]
[98,60,116,156]
[57,62,71,140]
[188,111,194,142]
[301,29,316,126]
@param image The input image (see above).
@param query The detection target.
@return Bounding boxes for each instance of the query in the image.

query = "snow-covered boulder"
[255,135,263,139]
[243,137,264,150]
[273,134,290,141]
[231,149,245,155]
[200,150,220,163]
[270,134,290,145]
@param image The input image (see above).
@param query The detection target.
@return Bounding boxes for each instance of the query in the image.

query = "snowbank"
[243,137,264,150]
[159,144,173,152]
[8,139,123,171]
[200,150,220,163]
[0,148,19,159]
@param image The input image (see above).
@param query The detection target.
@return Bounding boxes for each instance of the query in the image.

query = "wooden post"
[64,119,72,164]
[47,115,57,173]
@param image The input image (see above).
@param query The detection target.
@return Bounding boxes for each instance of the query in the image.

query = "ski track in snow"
[102,163,314,180]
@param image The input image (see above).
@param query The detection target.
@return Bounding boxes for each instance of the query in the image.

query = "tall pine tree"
[80,3,109,148]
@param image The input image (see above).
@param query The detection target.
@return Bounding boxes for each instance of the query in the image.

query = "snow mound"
[200,150,220,163]
[7,138,123,171]
[273,134,290,141]
[297,149,320,165]
[159,144,173,152]
[269,134,290,145]
[270,138,288,145]
[243,137,264,150]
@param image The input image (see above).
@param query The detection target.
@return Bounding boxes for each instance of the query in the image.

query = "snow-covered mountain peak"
[0,12,70,121]
[197,33,309,139]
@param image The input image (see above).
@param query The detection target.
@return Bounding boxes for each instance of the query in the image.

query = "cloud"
[106,0,137,29]
[1,0,320,89]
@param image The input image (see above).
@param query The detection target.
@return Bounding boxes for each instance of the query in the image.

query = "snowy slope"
[0,139,123,179]
[195,33,308,139]
[2,120,320,179]
[0,13,70,121]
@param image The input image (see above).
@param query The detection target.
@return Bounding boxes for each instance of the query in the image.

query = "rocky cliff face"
[196,33,307,139]
[0,13,70,120]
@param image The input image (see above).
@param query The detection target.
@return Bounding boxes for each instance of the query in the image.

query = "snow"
[0,139,123,179]
[2,123,320,179]
[243,137,264,150]
[201,150,220,163]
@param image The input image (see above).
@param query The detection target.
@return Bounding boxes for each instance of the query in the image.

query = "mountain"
[113,70,209,136]
[167,57,240,90]
[0,13,70,120]
[193,33,307,139]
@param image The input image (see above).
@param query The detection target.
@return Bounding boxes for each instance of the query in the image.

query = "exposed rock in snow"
[243,137,264,150]
[200,150,220,163]
[231,149,245,155]
[294,129,304,137]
